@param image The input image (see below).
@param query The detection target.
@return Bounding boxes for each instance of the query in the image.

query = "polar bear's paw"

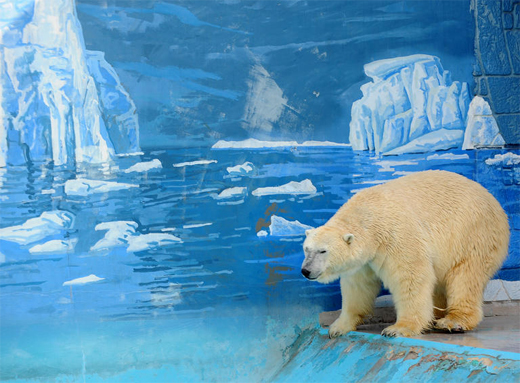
[328,319,355,339]
[381,323,420,338]
[433,317,465,333]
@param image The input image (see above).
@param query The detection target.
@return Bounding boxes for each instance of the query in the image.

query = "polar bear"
[301,170,509,338]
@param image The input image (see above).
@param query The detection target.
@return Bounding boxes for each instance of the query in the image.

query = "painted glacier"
[0,0,139,168]
[349,54,470,155]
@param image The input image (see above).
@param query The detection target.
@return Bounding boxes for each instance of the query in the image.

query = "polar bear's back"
[338,170,509,277]
[352,170,505,225]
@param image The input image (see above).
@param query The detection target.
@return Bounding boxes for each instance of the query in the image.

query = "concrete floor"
[320,300,520,354]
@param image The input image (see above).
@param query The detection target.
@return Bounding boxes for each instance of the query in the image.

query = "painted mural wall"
[0,0,519,381]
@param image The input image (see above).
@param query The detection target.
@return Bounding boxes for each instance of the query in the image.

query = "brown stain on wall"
[255,202,287,232]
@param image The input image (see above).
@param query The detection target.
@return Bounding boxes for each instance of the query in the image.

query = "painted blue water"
[0,147,519,381]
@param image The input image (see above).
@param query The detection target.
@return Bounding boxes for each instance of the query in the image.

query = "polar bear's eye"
[319,250,327,254]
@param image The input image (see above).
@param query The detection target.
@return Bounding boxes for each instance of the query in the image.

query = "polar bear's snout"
[301,247,328,280]
[301,267,313,279]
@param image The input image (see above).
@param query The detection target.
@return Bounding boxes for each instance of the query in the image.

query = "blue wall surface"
[0,1,519,382]
[77,0,476,148]
[473,0,520,144]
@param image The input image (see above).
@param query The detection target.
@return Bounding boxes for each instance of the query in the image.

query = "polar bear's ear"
[305,229,314,237]
[343,233,355,244]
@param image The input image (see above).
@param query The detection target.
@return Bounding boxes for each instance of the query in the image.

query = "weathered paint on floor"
[271,328,520,382]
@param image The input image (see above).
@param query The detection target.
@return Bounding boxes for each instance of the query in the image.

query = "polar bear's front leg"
[328,265,381,338]
[381,262,435,337]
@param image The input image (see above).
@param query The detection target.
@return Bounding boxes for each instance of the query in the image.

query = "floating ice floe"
[0,210,75,245]
[485,153,520,167]
[63,274,105,286]
[29,238,78,254]
[269,215,314,237]
[64,179,138,196]
[173,159,217,168]
[426,153,470,161]
[227,162,256,176]
[349,54,470,154]
[212,139,350,149]
[124,159,162,173]
[252,179,317,196]
[213,187,247,200]
[126,233,183,253]
[183,223,212,229]
[90,221,138,252]
[256,230,268,237]
[463,97,506,150]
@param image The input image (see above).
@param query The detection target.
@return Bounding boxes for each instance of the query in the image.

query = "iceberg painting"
[0,0,519,382]
[0,0,139,167]
[349,54,471,155]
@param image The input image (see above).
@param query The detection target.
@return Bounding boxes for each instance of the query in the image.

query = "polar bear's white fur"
[301,170,510,337]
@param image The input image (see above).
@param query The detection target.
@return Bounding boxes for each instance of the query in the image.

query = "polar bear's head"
[301,225,365,283]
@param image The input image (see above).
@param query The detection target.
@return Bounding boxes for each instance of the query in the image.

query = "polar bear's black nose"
[301,268,311,279]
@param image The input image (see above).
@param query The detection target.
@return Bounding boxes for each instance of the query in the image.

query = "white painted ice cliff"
[0,210,75,245]
[462,97,505,150]
[269,215,313,237]
[349,54,470,155]
[0,0,139,168]
[252,179,317,196]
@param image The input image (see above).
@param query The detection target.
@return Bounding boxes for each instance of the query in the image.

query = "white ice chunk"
[213,187,247,200]
[63,274,104,286]
[227,162,256,176]
[0,210,75,245]
[127,233,182,253]
[29,238,78,254]
[426,153,470,161]
[463,97,506,150]
[212,139,349,149]
[485,152,520,166]
[173,159,217,167]
[252,179,317,196]
[256,230,268,237]
[300,141,351,147]
[90,221,138,251]
[183,223,212,229]
[124,159,162,173]
[384,129,464,156]
[64,179,138,196]
[269,215,314,237]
